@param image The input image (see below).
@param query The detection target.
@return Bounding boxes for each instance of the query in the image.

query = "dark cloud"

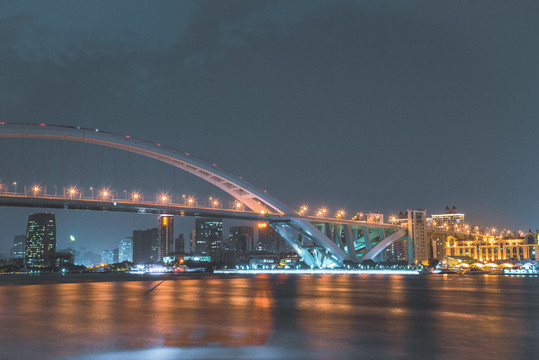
[2,0,539,252]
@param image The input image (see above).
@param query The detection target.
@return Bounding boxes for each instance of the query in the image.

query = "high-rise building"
[406,209,428,265]
[257,222,291,254]
[101,249,118,264]
[10,235,26,259]
[132,228,159,264]
[384,239,408,263]
[431,206,465,232]
[229,226,254,252]
[25,213,56,267]
[158,215,174,260]
[195,218,222,258]
[118,238,133,262]
[175,234,185,254]
[190,229,196,253]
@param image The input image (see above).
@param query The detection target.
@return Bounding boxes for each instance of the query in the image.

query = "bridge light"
[67,187,77,198]
[101,189,110,199]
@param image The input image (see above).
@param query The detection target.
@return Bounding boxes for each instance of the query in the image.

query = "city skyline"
[2,1,539,254]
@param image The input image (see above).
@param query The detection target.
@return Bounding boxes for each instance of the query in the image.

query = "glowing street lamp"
[68,187,77,199]
[32,185,40,196]
[336,210,345,219]
[101,188,110,199]
[317,208,327,217]
[132,192,140,201]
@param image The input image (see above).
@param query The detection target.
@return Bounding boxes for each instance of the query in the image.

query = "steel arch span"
[0,123,407,267]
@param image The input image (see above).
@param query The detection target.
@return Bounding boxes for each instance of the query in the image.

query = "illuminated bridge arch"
[0,123,289,215]
[1,123,367,267]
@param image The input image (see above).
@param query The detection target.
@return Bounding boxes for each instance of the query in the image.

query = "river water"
[0,273,538,360]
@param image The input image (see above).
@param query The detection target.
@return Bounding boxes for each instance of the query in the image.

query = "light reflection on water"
[0,274,538,360]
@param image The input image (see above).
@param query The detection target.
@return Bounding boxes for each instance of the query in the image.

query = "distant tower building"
[101,249,118,264]
[195,218,222,258]
[158,215,174,260]
[257,222,291,253]
[384,239,408,263]
[25,213,56,267]
[175,234,185,254]
[190,229,196,253]
[431,206,465,232]
[10,235,26,259]
[132,228,159,264]
[407,209,428,265]
[118,238,133,262]
[229,226,254,252]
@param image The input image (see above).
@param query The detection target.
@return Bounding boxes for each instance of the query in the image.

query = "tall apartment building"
[118,238,133,262]
[407,209,429,265]
[25,213,56,267]
[158,215,174,260]
[195,218,222,258]
[431,206,465,231]
[257,222,291,254]
[229,226,254,252]
[132,228,159,264]
[175,233,186,254]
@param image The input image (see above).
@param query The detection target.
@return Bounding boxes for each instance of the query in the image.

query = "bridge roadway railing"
[0,192,408,265]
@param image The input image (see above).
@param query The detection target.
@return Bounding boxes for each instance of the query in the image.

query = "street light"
[68,187,77,199]
[32,185,40,196]
[160,193,168,203]
[101,189,110,199]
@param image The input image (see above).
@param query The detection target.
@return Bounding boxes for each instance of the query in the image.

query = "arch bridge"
[0,123,407,268]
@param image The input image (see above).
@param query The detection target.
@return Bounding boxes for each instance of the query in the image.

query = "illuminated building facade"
[406,209,428,265]
[383,239,408,263]
[101,249,118,264]
[431,206,465,232]
[257,222,292,254]
[132,228,159,264]
[158,215,174,260]
[195,218,222,258]
[118,238,133,262]
[25,213,56,267]
[445,233,539,261]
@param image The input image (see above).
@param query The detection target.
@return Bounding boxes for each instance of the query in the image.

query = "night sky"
[1,0,539,253]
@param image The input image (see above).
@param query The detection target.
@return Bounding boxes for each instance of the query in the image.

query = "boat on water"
[465,268,491,275]
[438,268,462,275]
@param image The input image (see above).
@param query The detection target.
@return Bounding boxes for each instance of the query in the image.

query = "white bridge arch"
[0,123,406,268]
